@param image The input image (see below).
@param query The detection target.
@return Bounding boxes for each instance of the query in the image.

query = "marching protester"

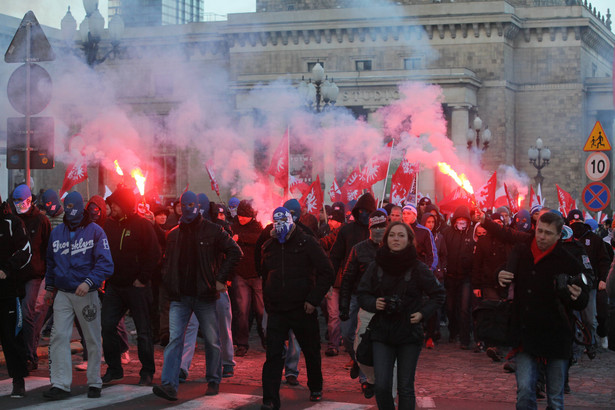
[357,221,446,409]
[40,189,64,230]
[42,192,114,400]
[401,204,437,271]
[152,190,242,401]
[0,194,32,398]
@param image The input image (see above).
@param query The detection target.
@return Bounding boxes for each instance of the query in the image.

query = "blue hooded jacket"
[46,221,114,292]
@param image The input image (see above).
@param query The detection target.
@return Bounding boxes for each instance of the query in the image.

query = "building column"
[450,104,472,149]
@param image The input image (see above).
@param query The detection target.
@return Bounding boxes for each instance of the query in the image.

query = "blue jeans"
[180,313,199,374]
[372,341,421,410]
[325,289,342,350]
[445,277,472,346]
[21,278,49,363]
[284,330,301,378]
[161,296,221,389]
[341,295,366,383]
[516,351,567,410]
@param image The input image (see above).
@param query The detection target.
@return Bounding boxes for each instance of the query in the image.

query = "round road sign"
[585,152,610,181]
[7,63,52,115]
[582,182,610,212]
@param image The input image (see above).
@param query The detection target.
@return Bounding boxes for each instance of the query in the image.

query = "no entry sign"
[582,182,610,212]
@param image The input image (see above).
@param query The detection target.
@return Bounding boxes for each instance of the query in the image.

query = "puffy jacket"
[339,238,379,314]
[357,259,446,345]
[231,217,263,280]
[163,215,242,301]
[45,220,114,292]
[0,202,31,298]
[261,226,335,313]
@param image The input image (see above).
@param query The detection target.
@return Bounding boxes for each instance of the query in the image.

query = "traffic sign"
[4,11,55,63]
[585,152,610,181]
[582,182,610,212]
[6,117,54,169]
[7,63,52,115]
[583,121,611,151]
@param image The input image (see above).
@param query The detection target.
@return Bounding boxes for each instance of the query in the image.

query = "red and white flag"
[267,129,289,189]
[598,211,607,224]
[529,185,541,211]
[289,175,310,197]
[556,184,575,217]
[329,179,342,203]
[301,175,324,216]
[475,172,496,210]
[503,183,519,214]
[60,160,88,197]
[205,162,220,196]
[361,144,391,187]
[341,167,365,202]
[390,158,418,206]
[438,186,475,215]
[536,184,543,206]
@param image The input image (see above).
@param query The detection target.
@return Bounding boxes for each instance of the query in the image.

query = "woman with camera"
[357,221,446,409]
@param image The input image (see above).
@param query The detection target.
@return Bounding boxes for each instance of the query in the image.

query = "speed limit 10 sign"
[585,152,610,181]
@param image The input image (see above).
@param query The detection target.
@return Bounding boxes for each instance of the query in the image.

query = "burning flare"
[517,194,525,209]
[437,162,474,194]
[114,160,124,176]
[130,167,146,196]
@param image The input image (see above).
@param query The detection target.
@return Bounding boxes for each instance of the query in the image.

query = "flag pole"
[285,125,290,201]
[379,141,395,208]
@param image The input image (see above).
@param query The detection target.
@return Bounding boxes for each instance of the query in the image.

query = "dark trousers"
[102,285,155,377]
[21,278,49,364]
[445,277,472,346]
[234,276,265,347]
[262,308,322,408]
[373,341,421,410]
[0,298,27,379]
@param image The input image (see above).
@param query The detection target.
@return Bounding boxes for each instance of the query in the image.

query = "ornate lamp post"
[466,114,492,151]
[298,63,339,112]
[528,137,551,187]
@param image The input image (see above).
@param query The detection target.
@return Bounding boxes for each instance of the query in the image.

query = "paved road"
[1,320,613,409]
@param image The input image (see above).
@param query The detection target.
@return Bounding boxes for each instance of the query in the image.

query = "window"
[355,60,372,71]
[307,62,325,72]
[152,154,177,197]
[404,58,423,70]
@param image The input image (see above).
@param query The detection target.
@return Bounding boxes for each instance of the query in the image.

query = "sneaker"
[43,387,70,400]
[87,387,101,398]
[235,346,248,357]
[205,382,219,396]
[473,342,486,353]
[138,374,153,386]
[285,375,299,386]
[325,347,339,357]
[503,361,516,373]
[350,361,360,379]
[426,338,435,349]
[153,384,178,401]
[601,336,608,349]
[222,367,234,378]
[26,360,38,372]
[121,351,131,365]
[179,368,188,383]
[75,361,89,371]
[309,391,323,402]
[261,401,277,410]
[102,370,124,384]
[361,382,375,399]
[486,347,502,362]
[10,378,25,398]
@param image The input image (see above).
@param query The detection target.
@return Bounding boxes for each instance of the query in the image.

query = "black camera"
[554,273,587,299]
[384,295,403,314]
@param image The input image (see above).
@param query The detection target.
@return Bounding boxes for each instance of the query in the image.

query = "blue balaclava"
[87,202,101,223]
[42,189,63,217]
[513,209,532,233]
[228,197,240,217]
[197,193,211,220]
[180,191,199,224]
[283,199,301,223]
[13,184,32,214]
[64,191,85,229]
[273,206,294,243]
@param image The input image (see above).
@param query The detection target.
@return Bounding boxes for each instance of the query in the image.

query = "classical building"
[0,1,613,209]
[108,0,205,26]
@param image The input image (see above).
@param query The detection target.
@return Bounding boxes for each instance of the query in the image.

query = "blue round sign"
[582,182,610,212]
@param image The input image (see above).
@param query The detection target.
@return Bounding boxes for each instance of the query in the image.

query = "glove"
[340,310,350,322]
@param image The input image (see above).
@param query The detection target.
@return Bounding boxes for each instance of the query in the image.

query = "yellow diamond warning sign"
[583,121,611,151]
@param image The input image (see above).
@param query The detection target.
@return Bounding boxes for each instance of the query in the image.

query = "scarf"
[530,238,557,264]
[375,245,418,277]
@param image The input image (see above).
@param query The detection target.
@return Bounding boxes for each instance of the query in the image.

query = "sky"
[0,0,612,30]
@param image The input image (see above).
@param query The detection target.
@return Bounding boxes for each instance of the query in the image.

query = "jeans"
[21,278,49,364]
[516,351,567,410]
[325,288,342,350]
[102,285,155,377]
[180,313,199,374]
[341,295,367,383]
[372,341,421,410]
[233,276,265,348]
[580,288,597,345]
[262,308,322,409]
[284,330,301,378]
[161,296,221,389]
[445,277,472,346]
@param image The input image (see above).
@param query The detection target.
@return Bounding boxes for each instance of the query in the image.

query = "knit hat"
[283,198,301,222]
[328,208,345,223]
[237,199,256,218]
[402,204,417,215]
[491,212,504,223]
[586,218,598,231]
[151,203,169,216]
[561,225,573,240]
[228,197,240,208]
[377,207,388,216]
[369,210,388,229]
[418,197,432,207]
[566,209,584,224]
[106,187,136,215]
[530,204,543,215]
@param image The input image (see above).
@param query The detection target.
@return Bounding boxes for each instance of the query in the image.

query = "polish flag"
[60,159,88,197]
[329,179,342,203]
[475,172,496,210]
[493,185,508,209]
[289,175,310,197]
[267,129,289,189]
[205,162,220,196]
[556,185,575,217]
[390,158,418,206]
[529,185,541,211]
[361,144,392,187]
[504,183,519,214]
[341,167,365,202]
[302,175,324,216]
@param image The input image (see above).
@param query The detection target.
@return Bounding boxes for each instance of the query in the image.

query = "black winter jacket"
[506,241,589,359]
[231,218,263,280]
[339,238,379,314]
[570,222,611,286]
[16,205,50,282]
[357,259,446,345]
[0,202,31,298]
[261,226,335,313]
[163,215,242,301]
[471,235,512,290]
[104,213,161,288]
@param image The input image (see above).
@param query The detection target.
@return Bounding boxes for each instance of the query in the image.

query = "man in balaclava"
[339,210,388,398]
[101,187,161,387]
[228,197,240,219]
[40,189,64,229]
[152,191,242,401]
[197,193,211,221]
[0,193,31,398]
[402,204,437,271]
[327,193,376,357]
[11,184,51,372]
[260,207,334,409]
[42,192,114,400]
[441,205,475,350]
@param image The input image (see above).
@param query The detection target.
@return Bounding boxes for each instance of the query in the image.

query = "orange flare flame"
[130,168,146,196]
[437,162,474,194]
[114,160,124,176]
[517,194,525,209]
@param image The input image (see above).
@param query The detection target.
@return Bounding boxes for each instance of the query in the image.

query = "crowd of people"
[1,183,614,410]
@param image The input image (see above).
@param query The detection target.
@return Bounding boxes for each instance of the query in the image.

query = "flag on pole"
[60,159,88,197]
[529,185,542,212]
[205,162,220,196]
[289,175,310,197]
[341,167,365,202]
[503,183,519,214]
[301,175,324,216]
[475,172,497,210]
[390,158,418,206]
[556,184,575,217]
[267,129,290,189]
[329,179,342,202]
[438,186,475,214]
[361,145,391,187]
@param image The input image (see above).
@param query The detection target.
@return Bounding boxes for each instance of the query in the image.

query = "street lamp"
[466,114,492,151]
[298,63,339,112]
[528,137,551,187]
